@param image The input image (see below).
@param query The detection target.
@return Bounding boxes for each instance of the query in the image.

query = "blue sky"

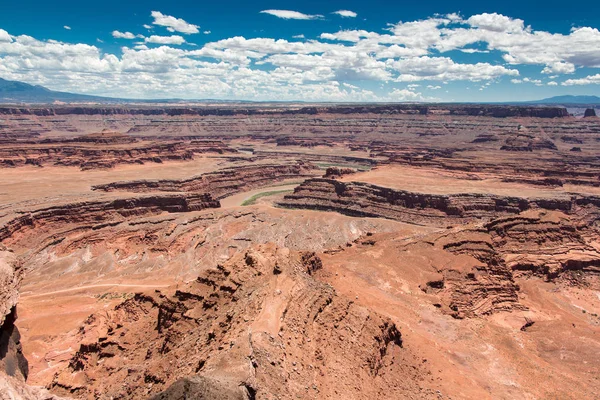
[0,0,599,101]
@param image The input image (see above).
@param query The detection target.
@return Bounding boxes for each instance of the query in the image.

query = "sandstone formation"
[0,137,235,170]
[1,104,600,400]
[0,193,219,244]
[277,178,579,226]
[92,163,318,198]
[584,108,597,117]
[425,210,600,318]
[49,245,419,399]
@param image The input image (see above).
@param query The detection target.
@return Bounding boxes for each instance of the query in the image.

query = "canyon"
[0,104,599,399]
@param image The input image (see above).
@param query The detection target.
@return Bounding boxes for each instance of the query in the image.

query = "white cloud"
[204,31,211,35]
[260,10,323,20]
[293,34,305,39]
[63,26,71,30]
[151,11,199,34]
[542,62,575,74]
[522,77,542,85]
[323,13,600,76]
[0,29,12,43]
[112,31,136,40]
[143,24,152,30]
[467,13,527,33]
[145,35,186,45]
[562,74,600,85]
[460,48,489,54]
[389,88,423,101]
[547,81,558,86]
[3,12,600,101]
[333,10,357,18]
[390,56,519,82]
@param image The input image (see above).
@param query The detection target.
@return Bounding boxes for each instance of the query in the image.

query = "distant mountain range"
[0,77,123,103]
[0,77,599,105]
[528,95,600,105]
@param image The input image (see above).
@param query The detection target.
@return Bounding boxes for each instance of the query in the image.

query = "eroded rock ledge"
[277,178,578,226]
[50,245,420,399]
[0,193,219,244]
[424,210,600,318]
[0,138,236,170]
[92,163,317,199]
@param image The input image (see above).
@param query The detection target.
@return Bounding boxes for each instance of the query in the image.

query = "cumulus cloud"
[390,56,519,82]
[0,29,12,42]
[260,10,323,20]
[389,88,423,101]
[467,13,526,33]
[3,11,600,101]
[562,74,600,85]
[112,31,136,39]
[63,26,71,30]
[333,10,357,18]
[151,11,199,34]
[145,35,186,45]
[323,13,600,77]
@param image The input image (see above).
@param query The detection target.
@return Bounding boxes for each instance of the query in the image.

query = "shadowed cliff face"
[0,194,220,244]
[277,178,593,226]
[0,307,29,381]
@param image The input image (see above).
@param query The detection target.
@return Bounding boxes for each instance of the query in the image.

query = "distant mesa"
[584,108,597,117]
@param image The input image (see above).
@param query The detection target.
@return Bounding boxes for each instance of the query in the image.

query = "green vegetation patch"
[241,189,294,206]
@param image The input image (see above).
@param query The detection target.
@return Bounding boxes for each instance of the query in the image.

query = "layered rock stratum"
[1,104,599,399]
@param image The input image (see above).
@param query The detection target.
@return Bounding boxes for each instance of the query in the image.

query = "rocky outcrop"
[0,375,67,400]
[50,245,416,399]
[0,307,28,381]
[323,167,357,178]
[425,228,522,318]
[426,210,600,317]
[0,139,235,170]
[485,213,600,280]
[0,194,220,244]
[92,163,317,199]
[0,246,67,399]
[500,136,557,152]
[277,178,573,226]
[150,376,251,400]
[584,108,597,118]
[275,137,334,147]
[0,248,20,328]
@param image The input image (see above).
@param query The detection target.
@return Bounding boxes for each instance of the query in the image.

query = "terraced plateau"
[1,104,600,399]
